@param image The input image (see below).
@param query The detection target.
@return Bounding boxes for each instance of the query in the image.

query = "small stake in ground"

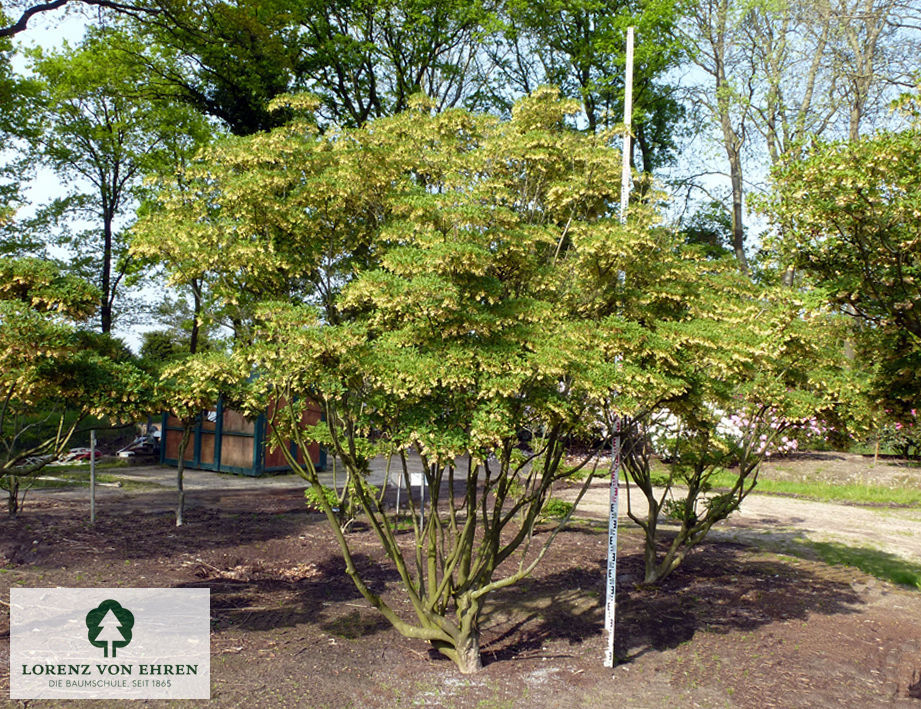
[90,430,96,524]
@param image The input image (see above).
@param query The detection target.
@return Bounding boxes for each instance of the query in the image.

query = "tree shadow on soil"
[179,552,400,636]
[480,539,866,667]
[181,532,874,671]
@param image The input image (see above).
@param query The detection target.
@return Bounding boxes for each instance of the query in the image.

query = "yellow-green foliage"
[761,88,921,420]
[0,258,156,515]
[133,89,853,668]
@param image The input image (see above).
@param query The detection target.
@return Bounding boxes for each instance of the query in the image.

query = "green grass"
[541,496,575,519]
[708,469,921,507]
[42,459,130,474]
[23,466,156,491]
[805,540,921,590]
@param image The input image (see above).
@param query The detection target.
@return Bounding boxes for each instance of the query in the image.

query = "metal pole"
[90,430,96,524]
[619,26,635,223]
[605,25,634,669]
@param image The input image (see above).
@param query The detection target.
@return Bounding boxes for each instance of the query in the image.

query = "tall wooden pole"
[605,25,634,670]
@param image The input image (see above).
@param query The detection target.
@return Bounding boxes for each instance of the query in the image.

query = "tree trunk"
[433,627,482,674]
[709,0,750,275]
[452,629,482,674]
[7,476,19,518]
[176,424,192,527]
[727,148,749,274]
[189,279,202,355]
[101,209,113,334]
[99,197,119,334]
[177,462,185,527]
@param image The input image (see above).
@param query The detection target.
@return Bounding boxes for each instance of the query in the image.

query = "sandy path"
[41,456,921,564]
[561,478,921,563]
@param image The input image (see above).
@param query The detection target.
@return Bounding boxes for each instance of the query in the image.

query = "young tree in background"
[0,257,154,516]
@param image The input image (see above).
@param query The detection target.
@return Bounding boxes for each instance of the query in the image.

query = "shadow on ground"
[480,535,866,668]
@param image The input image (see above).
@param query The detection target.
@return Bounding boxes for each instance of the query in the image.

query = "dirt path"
[716,493,921,562]
[562,479,921,564]
[41,453,921,564]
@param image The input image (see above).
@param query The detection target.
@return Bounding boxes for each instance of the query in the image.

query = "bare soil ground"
[760,451,921,489]
[2,452,921,708]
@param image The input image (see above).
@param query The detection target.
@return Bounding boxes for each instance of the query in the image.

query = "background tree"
[0,20,42,257]
[493,0,687,173]
[137,295,220,369]
[25,24,210,333]
[680,0,920,276]
[0,0,159,39]
[120,0,499,135]
[762,91,921,419]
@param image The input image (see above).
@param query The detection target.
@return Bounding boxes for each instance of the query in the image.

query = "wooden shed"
[160,399,325,477]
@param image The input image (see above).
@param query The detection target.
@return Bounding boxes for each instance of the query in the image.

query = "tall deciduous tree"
[124,0,499,135]
[26,25,211,333]
[0,0,158,38]
[762,92,921,417]
[682,0,920,275]
[493,0,687,172]
[0,20,41,256]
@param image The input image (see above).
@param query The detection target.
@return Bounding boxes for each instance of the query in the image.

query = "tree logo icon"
[86,600,135,658]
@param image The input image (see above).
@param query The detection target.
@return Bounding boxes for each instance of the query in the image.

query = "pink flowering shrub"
[878,409,921,459]
[717,409,831,460]
[647,406,831,463]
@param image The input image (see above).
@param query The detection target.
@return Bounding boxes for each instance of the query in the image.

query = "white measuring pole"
[603,421,622,667]
[605,25,634,669]
[619,27,634,221]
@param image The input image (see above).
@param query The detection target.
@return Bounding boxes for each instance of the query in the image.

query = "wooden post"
[90,430,96,524]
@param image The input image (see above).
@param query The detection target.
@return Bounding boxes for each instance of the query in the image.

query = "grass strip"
[708,469,921,507]
[806,540,921,590]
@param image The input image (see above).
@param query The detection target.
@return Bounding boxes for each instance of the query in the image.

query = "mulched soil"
[2,487,921,708]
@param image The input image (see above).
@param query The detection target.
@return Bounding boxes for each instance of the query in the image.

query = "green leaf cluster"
[762,95,921,419]
[137,88,849,668]
[0,258,156,515]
